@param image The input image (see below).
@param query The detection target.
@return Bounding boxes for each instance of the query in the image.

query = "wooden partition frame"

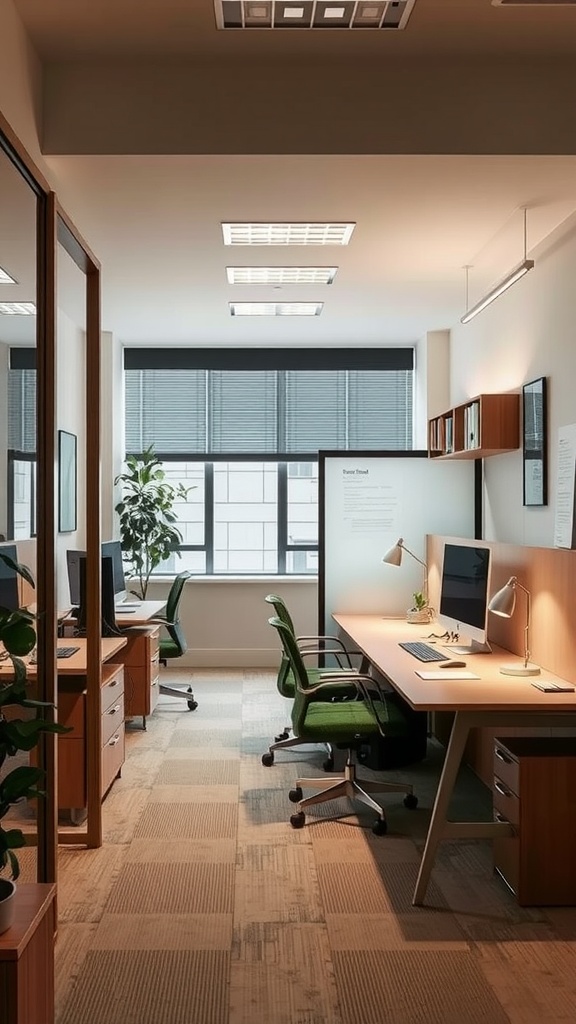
[55,207,103,850]
[0,112,104,879]
[428,534,576,784]
[0,114,57,883]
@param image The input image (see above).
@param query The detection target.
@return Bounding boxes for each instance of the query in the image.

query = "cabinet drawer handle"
[107,679,119,688]
[108,735,121,747]
[494,811,509,824]
[494,779,513,798]
[495,748,513,765]
[107,704,121,716]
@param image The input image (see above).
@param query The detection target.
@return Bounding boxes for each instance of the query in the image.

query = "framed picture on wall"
[523,377,547,507]
[58,430,77,532]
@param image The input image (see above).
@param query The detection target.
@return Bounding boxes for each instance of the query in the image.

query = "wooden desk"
[114,600,165,627]
[0,637,127,678]
[0,883,56,1024]
[333,614,576,905]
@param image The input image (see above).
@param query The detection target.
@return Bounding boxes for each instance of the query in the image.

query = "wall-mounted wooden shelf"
[428,392,520,459]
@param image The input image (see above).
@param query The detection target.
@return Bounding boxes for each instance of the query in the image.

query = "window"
[124,348,413,576]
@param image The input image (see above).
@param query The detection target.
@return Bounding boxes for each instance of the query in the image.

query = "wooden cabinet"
[57,662,125,812]
[0,884,56,1024]
[493,736,576,905]
[117,625,160,727]
[428,393,519,459]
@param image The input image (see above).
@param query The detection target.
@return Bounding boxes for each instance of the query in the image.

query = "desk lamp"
[382,537,428,604]
[488,576,540,676]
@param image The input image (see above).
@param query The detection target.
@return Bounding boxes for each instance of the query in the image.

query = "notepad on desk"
[415,670,481,680]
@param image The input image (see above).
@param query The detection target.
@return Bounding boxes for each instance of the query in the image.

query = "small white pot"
[0,878,16,934]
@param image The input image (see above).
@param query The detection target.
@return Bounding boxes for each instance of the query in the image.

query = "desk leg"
[412,711,470,906]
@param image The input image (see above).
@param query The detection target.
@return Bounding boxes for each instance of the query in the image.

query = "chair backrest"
[165,570,192,624]
[264,593,296,635]
[268,615,310,693]
[164,620,187,658]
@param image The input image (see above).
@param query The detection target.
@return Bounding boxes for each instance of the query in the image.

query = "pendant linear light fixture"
[460,208,534,325]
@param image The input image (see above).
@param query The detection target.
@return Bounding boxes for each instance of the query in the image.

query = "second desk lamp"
[488,575,540,676]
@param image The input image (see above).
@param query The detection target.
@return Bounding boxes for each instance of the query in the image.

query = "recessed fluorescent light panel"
[215,0,416,28]
[0,266,17,285]
[230,302,323,316]
[226,266,337,285]
[0,302,36,315]
[222,223,355,246]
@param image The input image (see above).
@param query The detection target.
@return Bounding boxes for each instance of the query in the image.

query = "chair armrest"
[300,648,354,669]
[297,636,359,669]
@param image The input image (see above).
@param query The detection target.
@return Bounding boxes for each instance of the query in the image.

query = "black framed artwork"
[58,430,77,532]
[523,377,547,507]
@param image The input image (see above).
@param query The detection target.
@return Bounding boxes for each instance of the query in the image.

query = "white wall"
[145,575,317,668]
[55,308,86,608]
[451,221,576,547]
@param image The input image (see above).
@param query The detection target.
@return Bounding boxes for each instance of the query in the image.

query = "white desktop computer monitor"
[436,541,492,654]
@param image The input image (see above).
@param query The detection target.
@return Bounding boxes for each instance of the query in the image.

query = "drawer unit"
[100,663,125,715]
[101,727,125,797]
[118,626,161,725]
[100,663,125,796]
[55,663,125,813]
[493,736,576,906]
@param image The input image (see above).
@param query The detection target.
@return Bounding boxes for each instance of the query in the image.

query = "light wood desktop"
[332,614,576,905]
[114,600,166,627]
[0,637,127,677]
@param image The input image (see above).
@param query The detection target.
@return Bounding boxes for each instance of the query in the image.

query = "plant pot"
[0,878,16,934]
[406,608,431,625]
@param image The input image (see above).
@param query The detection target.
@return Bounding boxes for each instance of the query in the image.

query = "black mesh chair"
[152,570,198,711]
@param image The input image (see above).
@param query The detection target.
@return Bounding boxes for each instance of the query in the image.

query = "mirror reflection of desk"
[2,637,128,823]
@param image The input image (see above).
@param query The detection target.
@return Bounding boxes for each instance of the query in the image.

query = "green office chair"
[152,570,198,711]
[263,593,360,761]
[265,616,417,834]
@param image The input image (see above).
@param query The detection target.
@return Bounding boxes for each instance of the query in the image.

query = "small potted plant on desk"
[0,551,67,933]
[406,591,432,625]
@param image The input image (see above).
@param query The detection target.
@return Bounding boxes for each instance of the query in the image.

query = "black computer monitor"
[76,555,121,638]
[101,540,126,598]
[0,543,20,611]
[437,541,492,654]
[67,540,126,607]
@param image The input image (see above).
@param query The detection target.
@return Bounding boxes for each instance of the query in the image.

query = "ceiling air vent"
[215,0,416,29]
[492,1,576,6]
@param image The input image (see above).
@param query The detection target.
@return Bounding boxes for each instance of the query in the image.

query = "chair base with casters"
[152,570,199,713]
[262,735,333,770]
[158,647,198,711]
[288,749,417,835]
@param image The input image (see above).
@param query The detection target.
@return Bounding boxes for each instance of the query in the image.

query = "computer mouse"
[442,659,467,668]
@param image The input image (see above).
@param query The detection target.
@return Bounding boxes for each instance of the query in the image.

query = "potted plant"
[114,446,191,600]
[0,551,67,933]
[406,591,432,625]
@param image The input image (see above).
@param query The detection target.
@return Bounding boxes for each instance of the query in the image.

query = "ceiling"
[3,0,576,349]
[13,0,576,59]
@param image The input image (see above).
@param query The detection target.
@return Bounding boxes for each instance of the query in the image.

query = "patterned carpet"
[19,668,576,1023]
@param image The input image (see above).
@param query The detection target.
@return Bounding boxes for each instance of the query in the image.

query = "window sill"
[147,575,318,585]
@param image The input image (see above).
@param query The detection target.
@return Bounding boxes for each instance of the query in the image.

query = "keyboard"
[56,645,80,659]
[399,641,448,663]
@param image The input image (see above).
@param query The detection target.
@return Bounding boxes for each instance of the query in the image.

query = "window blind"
[124,348,414,455]
[7,368,36,452]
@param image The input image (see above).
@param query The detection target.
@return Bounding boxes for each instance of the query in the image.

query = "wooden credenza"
[0,883,56,1024]
[493,736,576,905]
[56,662,125,813]
[116,625,160,728]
